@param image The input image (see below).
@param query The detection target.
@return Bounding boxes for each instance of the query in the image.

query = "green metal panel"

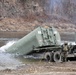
[6,27,61,55]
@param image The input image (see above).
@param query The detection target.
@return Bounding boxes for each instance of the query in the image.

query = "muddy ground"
[0,58,76,75]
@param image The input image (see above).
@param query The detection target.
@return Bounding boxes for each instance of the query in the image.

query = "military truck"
[6,26,76,62]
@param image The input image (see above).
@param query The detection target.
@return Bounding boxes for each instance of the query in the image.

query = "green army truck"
[6,26,76,62]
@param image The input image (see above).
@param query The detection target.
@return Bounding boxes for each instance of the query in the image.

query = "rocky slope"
[0,0,76,32]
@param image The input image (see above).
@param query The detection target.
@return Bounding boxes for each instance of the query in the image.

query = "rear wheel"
[44,52,53,62]
[53,51,62,62]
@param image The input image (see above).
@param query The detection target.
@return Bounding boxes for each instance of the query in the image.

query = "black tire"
[53,51,62,62]
[44,52,53,62]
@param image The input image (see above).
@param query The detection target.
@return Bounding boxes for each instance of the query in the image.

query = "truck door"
[42,28,49,45]
[42,28,52,45]
[47,28,55,45]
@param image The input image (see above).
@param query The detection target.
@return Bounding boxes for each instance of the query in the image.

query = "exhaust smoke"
[0,41,22,70]
[0,41,16,52]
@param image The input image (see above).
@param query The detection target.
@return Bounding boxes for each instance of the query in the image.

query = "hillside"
[0,0,76,32]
